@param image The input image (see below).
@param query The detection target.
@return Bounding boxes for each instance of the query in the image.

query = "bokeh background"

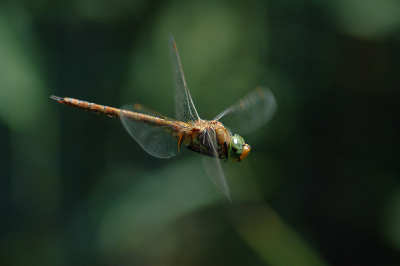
[1,0,400,265]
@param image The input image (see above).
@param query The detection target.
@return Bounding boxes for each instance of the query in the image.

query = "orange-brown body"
[51,96,232,159]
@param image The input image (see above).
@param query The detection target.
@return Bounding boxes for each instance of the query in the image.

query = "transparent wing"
[214,87,277,135]
[168,33,200,122]
[120,104,179,159]
[200,129,232,202]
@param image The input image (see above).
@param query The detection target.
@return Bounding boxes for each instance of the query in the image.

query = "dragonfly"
[51,33,277,201]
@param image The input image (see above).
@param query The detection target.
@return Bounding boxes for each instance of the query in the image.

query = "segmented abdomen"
[51,96,185,134]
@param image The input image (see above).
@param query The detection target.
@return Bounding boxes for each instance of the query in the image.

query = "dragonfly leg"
[223,142,228,162]
[177,132,185,153]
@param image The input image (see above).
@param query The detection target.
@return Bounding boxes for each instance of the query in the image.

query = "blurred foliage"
[1,0,400,265]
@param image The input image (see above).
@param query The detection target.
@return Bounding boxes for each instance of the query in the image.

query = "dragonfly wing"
[201,129,231,202]
[214,87,277,135]
[120,104,179,159]
[168,33,200,122]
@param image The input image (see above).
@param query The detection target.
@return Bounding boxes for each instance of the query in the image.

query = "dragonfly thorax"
[189,120,251,162]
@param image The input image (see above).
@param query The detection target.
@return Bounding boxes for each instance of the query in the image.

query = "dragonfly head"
[228,134,251,162]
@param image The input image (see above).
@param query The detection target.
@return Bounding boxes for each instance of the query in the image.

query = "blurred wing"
[168,33,200,122]
[214,87,277,134]
[201,129,232,202]
[120,104,179,159]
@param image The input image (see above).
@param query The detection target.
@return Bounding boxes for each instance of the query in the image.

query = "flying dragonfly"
[51,33,277,201]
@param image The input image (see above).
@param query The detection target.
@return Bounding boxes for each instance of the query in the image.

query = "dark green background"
[1,1,399,265]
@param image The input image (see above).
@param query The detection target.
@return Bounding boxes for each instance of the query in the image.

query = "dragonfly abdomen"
[51,96,184,136]
[120,110,172,127]
[120,110,188,141]
[51,96,121,118]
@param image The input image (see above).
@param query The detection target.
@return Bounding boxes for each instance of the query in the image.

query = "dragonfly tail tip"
[50,95,64,103]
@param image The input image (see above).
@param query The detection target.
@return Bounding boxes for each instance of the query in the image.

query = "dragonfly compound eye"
[229,134,251,162]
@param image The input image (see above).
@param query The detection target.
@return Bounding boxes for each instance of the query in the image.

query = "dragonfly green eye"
[229,134,251,162]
